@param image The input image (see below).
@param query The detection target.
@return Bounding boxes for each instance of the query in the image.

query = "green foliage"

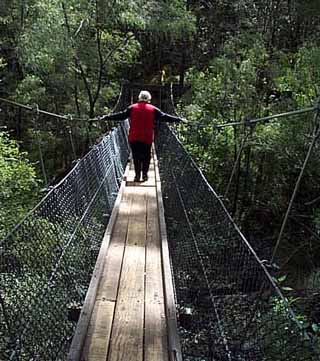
[12,0,143,116]
[275,45,320,106]
[0,132,39,239]
[145,0,196,37]
[19,0,71,75]
[260,297,315,360]
[179,33,270,187]
[14,74,46,104]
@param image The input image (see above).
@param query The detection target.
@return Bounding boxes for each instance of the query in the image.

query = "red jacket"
[128,102,156,144]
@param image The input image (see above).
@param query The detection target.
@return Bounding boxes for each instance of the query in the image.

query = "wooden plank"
[68,164,130,361]
[153,149,183,361]
[81,300,115,361]
[96,187,133,302]
[107,187,147,361]
[145,186,169,361]
[81,188,134,361]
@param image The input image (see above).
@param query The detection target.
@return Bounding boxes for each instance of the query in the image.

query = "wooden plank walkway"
[68,150,181,361]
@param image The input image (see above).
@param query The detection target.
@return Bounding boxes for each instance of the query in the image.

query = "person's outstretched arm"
[154,108,185,123]
[102,107,130,121]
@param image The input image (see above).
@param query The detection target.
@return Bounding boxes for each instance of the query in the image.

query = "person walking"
[102,90,184,182]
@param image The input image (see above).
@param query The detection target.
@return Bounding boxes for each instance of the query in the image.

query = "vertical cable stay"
[169,82,185,119]
[271,99,320,263]
[68,126,77,161]
[64,114,78,162]
[224,127,253,199]
[32,104,48,186]
[110,83,124,113]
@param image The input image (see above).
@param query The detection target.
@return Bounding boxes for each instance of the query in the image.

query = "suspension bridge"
[0,85,319,361]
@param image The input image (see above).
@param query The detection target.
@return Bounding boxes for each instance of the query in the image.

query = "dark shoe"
[134,176,140,182]
[142,174,148,182]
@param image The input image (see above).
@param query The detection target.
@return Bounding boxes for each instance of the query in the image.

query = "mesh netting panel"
[155,123,319,361]
[0,121,130,360]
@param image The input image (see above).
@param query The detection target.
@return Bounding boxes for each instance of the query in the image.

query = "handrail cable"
[167,85,317,130]
[216,106,317,129]
[182,106,316,131]
[0,90,125,184]
[0,87,124,123]
[0,96,100,122]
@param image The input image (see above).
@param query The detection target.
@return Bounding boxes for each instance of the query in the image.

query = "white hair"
[138,90,152,102]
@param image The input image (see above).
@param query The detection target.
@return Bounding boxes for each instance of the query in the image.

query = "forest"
[1,0,320,354]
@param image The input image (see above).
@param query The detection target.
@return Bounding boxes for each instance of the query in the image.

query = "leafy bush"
[0,131,39,239]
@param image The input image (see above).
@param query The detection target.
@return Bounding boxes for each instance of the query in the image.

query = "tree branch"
[61,2,94,111]
[74,19,86,38]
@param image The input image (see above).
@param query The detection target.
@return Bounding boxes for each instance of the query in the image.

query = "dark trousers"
[130,141,152,179]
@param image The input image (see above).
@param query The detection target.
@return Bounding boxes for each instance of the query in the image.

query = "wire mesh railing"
[155,123,319,361]
[0,121,130,360]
